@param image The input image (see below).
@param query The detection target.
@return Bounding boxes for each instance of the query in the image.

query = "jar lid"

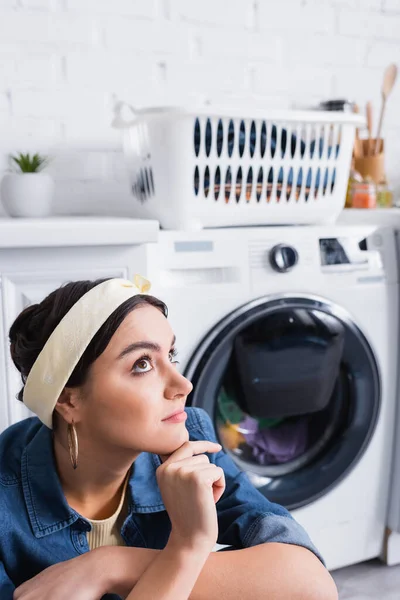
[319,99,355,112]
[351,181,375,188]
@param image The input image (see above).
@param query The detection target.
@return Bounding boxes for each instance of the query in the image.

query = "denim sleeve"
[0,561,15,600]
[192,408,324,563]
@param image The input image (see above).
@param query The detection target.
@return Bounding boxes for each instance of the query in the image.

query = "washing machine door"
[185,295,380,510]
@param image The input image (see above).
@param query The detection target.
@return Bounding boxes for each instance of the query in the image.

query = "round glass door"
[185,296,380,509]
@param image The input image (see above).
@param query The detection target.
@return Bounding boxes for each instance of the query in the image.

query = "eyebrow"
[117,335,176,360]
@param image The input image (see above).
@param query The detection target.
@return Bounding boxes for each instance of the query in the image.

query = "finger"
[204,466,225,504]
[212,469,226,504]
[160,440,221,465]
[194,465,225,487]
[163,454,211,469]
[173,462,219,478]
[191,464,226,503]
[161,440,221,463]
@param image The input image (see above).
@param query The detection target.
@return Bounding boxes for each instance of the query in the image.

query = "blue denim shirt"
[0,407,322,599]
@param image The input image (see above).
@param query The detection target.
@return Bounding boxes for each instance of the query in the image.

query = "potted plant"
[0,152,54,218]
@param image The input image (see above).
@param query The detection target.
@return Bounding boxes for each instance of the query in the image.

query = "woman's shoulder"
[0,417,42,485]
[185,407,216,440]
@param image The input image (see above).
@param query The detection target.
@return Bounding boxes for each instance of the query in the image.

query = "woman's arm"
[103,543,337,600]
[11,541,337,600]
[191,543,338,600]
[121,440,225,600]
[125,536,210,600]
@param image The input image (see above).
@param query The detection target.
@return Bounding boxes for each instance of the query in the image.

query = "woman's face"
[75,304,193,456]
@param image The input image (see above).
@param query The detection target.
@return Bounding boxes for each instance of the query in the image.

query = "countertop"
[338,208,400,227]
[0,217,159,248]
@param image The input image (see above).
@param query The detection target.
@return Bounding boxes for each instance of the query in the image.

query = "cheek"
[82,374,190,453]
[85,371,162,424]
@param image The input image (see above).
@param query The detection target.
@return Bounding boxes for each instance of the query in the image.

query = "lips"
[162,408,185,421]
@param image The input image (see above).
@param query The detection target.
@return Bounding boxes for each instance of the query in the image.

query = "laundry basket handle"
[112,100,140,129]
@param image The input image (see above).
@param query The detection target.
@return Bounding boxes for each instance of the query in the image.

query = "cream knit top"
[87,475,129,551]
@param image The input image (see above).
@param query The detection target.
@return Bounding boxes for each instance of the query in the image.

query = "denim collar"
[21,423,166,539]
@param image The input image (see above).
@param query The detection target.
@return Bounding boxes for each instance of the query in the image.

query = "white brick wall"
[1,0,400,218]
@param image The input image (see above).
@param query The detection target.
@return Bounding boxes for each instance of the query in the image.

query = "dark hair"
[9,278,167,402]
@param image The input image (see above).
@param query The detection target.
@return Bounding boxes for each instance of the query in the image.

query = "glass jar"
[346,169,363,208]
[350,181,376,209]
[376,180,393,208]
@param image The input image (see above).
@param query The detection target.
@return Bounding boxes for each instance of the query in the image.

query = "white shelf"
[0,217,159,248]
[338,208,400,227]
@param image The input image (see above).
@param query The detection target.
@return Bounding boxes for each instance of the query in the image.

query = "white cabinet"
[0,217,159,432]
[0,287,8,432]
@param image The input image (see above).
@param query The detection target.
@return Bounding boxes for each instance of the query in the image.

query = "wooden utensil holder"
[354,139,385,184]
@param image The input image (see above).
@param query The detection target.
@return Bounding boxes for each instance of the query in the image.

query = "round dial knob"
[269,244,298,273]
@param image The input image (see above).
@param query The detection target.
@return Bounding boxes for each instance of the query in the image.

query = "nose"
[164,366,193,401]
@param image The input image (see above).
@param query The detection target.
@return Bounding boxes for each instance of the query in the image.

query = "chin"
[156,427,190,455]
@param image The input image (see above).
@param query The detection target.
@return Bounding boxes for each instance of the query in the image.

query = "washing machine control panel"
[269,244,299,273]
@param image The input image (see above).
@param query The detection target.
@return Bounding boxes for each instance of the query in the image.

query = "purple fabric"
[240,416,309,465]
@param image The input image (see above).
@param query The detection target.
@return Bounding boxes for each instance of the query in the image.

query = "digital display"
[319,238,350,266]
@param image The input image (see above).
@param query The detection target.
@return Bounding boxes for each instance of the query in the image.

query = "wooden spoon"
[353,103,362,159]
[366,101,373,156]
[374,63,398,154]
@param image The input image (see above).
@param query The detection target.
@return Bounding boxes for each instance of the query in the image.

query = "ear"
[54,387,82,424]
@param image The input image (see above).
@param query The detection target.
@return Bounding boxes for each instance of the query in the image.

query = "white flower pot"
[0,173,55,218]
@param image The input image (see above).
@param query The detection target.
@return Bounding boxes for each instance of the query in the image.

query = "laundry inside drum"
[215,310,350,478]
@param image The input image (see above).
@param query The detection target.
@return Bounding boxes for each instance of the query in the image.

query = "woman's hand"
[157,440,226,551]
[13,549,107,600]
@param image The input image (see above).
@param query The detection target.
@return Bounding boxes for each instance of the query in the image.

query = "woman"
[0,276,338,600]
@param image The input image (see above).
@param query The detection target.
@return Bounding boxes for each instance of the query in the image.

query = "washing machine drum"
[185,296,380,510]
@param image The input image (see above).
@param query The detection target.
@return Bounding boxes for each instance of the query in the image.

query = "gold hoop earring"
[67,421,79,470]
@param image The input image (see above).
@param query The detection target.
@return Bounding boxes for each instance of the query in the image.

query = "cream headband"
[23,275,151,428]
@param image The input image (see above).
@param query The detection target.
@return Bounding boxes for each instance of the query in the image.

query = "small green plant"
[10,152,49,173]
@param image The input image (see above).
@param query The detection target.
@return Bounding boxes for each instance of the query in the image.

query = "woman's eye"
[132,357,152,374]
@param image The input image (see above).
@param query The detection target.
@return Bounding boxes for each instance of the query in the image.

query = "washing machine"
[147,224,398,571]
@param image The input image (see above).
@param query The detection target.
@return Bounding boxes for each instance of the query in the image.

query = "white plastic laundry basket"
[113,104,363,230]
